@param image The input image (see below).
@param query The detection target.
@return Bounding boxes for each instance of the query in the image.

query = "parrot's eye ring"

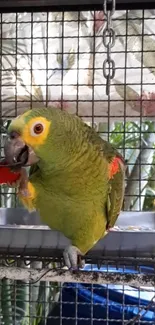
[33,123,44,135]
[30,120,45,137]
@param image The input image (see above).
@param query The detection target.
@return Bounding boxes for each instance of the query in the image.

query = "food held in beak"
[0,160,30,198]
[0,159,21,185]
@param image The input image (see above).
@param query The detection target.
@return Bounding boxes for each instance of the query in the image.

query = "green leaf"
[67,48,75,70]
[12,281,29,324]
[1,279,13,325]
[114,79,139,109]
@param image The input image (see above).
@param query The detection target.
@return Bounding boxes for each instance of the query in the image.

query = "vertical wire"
[59,282,62,325]
[46,12,49,108]
[124,10,128,210]
[15,12,18,207]
[61,11,64,110]
[140,10,144,212]
[92,10,95,129]
[76,11,80,117]
[30,12,33,110]
[0,13,2,209]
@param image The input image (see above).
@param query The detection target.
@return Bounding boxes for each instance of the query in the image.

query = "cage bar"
[0,208,155,260]
[0,2,155,325]
[0,0,154,12]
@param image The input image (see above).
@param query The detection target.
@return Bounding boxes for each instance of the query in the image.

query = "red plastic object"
[0,160,21,185]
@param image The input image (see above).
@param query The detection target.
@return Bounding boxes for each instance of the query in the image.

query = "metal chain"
[125,294,155,324]
[103,0,116,96]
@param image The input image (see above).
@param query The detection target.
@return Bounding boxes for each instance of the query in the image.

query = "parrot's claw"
[6,179,21,188]
[63,245,85,270]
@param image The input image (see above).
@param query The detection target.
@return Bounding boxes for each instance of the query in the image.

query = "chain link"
[125,295,155,324]
[103,0,116,96]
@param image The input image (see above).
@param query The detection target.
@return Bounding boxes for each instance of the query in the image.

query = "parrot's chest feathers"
[25,167,108,232]
[18,158,109,237]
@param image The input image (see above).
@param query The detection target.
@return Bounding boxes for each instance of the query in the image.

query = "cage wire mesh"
[0,4,155,325]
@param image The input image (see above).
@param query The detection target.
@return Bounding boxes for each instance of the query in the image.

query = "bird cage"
[0,0,155,324]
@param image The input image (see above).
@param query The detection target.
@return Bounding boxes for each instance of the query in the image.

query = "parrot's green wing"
[83,122,123,161]
[83,122,125,229]
[106,158,125,229]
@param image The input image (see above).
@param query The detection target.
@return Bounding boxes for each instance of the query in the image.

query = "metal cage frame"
[0,2,154,325]
[0,0,154,12]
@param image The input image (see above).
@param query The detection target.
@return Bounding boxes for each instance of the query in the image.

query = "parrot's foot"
[7,178,21,188]
[63,245,85,270]
[18,169,31,198]
[7,168,31,198]
[6,168,28,191]
[18,168,29,192]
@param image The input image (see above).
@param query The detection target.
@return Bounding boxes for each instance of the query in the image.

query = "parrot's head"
[4,108,53,170]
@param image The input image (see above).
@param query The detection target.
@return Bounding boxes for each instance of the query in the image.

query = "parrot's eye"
[30,120,46,137]
[33,123,44,135]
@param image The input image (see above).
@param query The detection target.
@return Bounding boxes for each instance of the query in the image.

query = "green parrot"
[4,107,125,269]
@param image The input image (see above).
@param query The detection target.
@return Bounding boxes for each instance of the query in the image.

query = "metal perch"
[0,267,154,287]
[0,208,154,259]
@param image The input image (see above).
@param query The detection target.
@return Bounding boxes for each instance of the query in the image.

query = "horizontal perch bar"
[0,209,155,259]
[0,267,154,287]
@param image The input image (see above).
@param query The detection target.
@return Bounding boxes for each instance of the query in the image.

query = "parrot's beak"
[4,131,39,169]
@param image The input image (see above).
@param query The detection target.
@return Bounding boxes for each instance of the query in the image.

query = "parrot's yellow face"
[14,111,51,148]
[4,109,52,168]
